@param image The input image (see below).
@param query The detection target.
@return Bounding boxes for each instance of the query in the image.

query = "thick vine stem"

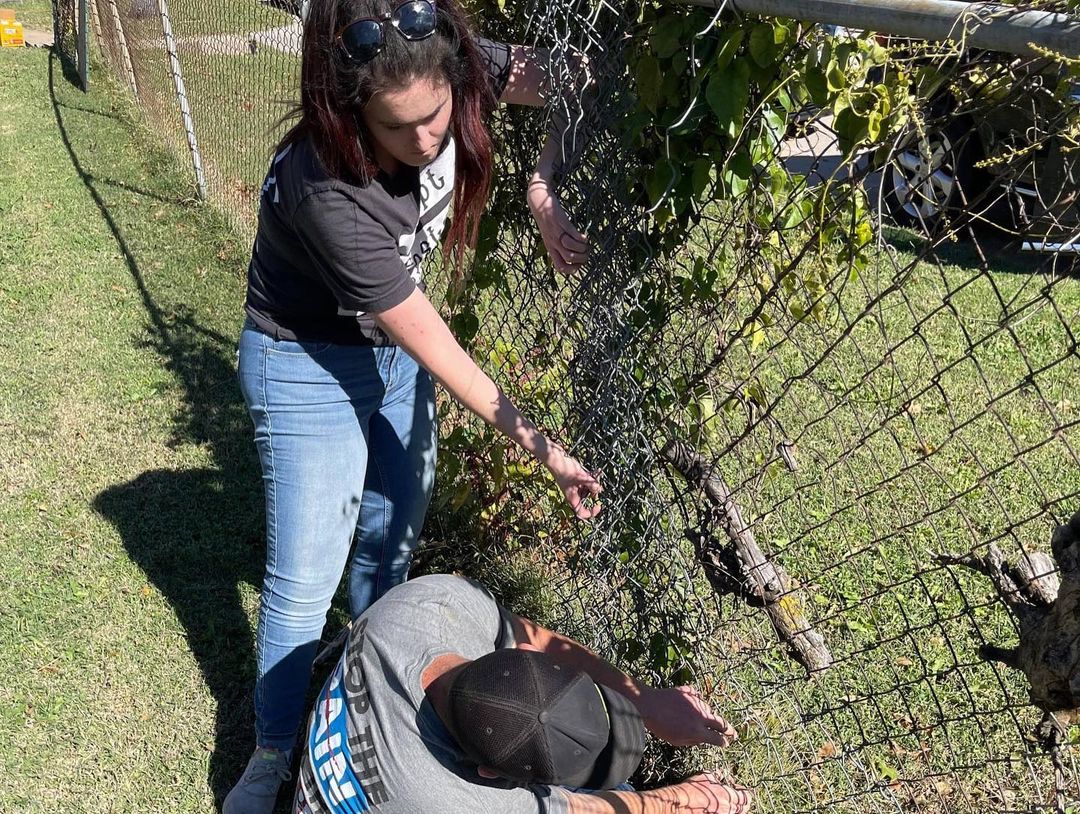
[661,439,833,675]
[934,546,1038,627]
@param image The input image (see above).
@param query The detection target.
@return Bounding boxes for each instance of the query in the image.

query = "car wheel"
[882,117,1001,233]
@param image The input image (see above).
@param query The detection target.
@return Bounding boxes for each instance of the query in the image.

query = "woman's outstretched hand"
[545,444,602,519]
[527,175,589,275]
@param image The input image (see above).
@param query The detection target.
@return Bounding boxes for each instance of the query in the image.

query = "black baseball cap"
[446,649,646,789]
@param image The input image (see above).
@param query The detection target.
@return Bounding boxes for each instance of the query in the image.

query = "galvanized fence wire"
[78,0,1080,810]
[89,0,302,219]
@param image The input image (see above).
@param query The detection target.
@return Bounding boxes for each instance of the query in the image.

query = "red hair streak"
[281,0,498,274]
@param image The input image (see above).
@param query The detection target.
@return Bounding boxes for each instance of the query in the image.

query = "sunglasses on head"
[337,0,438,65]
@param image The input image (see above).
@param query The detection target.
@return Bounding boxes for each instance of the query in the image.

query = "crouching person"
[294,574,752,814]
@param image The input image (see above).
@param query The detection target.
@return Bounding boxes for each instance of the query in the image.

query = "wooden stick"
[661,439,833,674]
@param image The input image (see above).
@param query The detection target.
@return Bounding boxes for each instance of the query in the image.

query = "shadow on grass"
[881,224,1080,278]
[46,51,267,805]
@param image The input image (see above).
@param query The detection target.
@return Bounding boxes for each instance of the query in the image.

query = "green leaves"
[650,14,686,59]
[617,6,908,374]
[826,57,847,93]
[706,59,751,139]
[636,55,663,113]
[645,159,678,208]
[691,157,713,198]
[749,20,791,67]
[714,27,744,72]
[833,82,895,151]
[450,309,479,344]
[721,149,753,198]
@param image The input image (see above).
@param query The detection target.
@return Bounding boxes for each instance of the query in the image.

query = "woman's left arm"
[372,289,601,519]
[499,44,591,275]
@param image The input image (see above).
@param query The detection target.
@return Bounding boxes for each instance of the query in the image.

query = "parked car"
[878,48,1080,250]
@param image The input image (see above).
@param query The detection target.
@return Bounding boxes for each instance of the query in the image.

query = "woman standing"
[226,0,598,811]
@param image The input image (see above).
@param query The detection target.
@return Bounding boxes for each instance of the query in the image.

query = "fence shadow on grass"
[46,51,268,806]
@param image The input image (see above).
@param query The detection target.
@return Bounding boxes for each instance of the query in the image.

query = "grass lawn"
[97,32,301,233]
[5,0,53,30]
[697,235,1080,812]
[0,45,262,811]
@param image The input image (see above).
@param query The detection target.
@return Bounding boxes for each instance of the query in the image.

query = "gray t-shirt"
[245,38,512,346]
[295,575,572,814]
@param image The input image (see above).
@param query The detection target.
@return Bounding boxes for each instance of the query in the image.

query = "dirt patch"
[21,25,53,47]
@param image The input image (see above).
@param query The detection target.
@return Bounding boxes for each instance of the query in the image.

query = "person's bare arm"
[499,44,550,108]
[511,615,736,747]
[372,288,600,518]
[497,44,592,274]
[564,774,752,814]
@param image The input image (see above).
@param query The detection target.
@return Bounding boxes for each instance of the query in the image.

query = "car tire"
[882,114,1007,234]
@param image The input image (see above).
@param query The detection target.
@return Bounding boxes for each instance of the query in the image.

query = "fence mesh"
[80,0,1080,811]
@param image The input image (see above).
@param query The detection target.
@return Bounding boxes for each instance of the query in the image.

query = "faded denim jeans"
[237,319,437,751]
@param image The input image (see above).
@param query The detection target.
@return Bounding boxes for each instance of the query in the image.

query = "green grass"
[180,49,300,218]
[94,34,300,233]
[4,0,52,29]
[110,0,294,40]
[0,46,262,812]
[701,241,1080,812]
[424,205,1080,810]
[168,0,294,38]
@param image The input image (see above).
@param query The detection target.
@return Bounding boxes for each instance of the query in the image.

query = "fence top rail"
[676,0,1080,58]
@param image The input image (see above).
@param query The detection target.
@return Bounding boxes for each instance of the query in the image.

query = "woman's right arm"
[372,287,602,519]
[565,774,752,814]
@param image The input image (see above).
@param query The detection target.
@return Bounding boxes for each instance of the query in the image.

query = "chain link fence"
[72,0,1080,810]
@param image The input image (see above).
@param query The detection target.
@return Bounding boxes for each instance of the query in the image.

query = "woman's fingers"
[557,222,589,254]
[554,458,603,519]
[564,486,599,519]
[573,494,602,519]
[569,477,603,519]
[548,204,589,271]
[547,231,587,273]
[557,237,589,270]
[527,178,590,274]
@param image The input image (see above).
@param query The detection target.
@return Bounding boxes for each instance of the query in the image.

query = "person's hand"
[639,686,737,747]
[527,175,589,275]
[545,444,602,519]
[669,773,752,814]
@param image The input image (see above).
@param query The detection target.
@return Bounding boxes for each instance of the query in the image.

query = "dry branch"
[936,511,1080,722]
[661,439,833,674]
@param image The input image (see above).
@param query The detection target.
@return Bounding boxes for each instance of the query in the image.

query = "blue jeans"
[237,321,437,751]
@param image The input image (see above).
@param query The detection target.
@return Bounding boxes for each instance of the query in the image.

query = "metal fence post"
[679,0,1080,59]
[106,0,139,100]
[157,0,208,199]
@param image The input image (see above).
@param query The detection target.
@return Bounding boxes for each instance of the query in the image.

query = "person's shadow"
[90,310,267,806]
[46,49,271,805]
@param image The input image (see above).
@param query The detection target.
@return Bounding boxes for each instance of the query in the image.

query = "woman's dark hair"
[281,0,497,266]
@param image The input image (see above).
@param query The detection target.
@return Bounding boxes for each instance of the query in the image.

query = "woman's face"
[363,76,453,171]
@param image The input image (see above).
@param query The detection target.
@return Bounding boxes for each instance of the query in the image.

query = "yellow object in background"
[0,8,24,48]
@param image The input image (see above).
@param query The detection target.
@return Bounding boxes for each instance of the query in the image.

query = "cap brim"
[590,686,646,789]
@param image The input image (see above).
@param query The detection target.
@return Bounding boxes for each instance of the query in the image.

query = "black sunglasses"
[336,0,438,65]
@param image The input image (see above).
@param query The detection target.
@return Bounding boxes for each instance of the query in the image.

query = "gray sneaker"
[223,747,292,814]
